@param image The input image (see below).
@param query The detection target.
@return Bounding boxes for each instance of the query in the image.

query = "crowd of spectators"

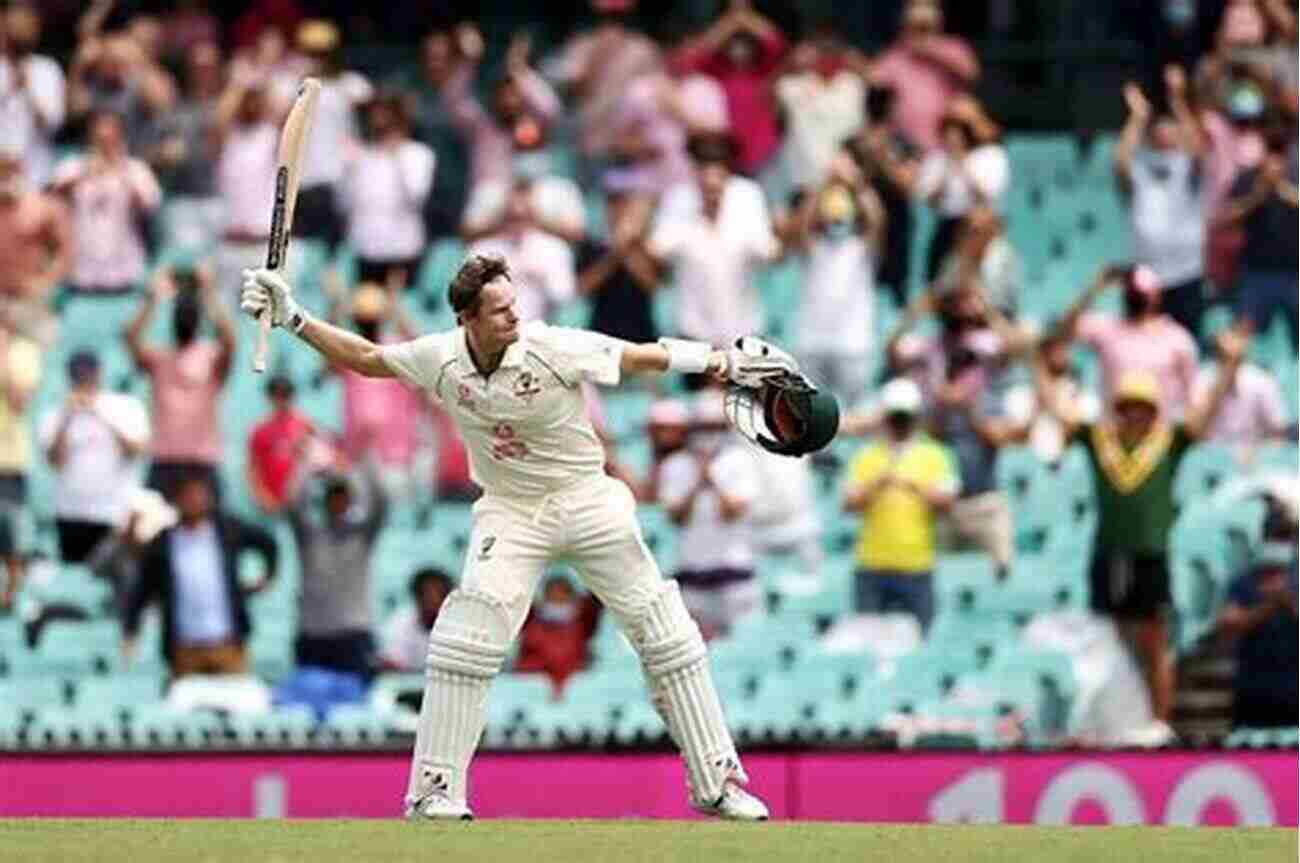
[0,0,1295,737]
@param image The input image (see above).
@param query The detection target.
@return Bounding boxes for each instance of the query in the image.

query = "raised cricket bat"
[253,78,321,373]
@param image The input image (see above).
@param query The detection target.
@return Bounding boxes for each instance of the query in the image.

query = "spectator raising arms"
[51,110,161,295]
[1037,328,1248,735]
[124,265,234,503]
[1192,322,1290,464]
[123,472,278,678]
[1217,542,1298,730]
[0,4,67,187]
[1114,69,1209,342]
[468,181,576,324]
[246,375,316,515]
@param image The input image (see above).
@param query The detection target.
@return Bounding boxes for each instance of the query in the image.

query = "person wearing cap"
[1039,329,1247,733]
[38,350,150,564]
[246,374,317,514]
[289,18,372,252]
[1055,263,1199,419]
[642,132,780,367]
[1114,68,1210,343]
[1217,541,1298,729]
[869,0,980,153]
[842,377,959,630]
[339,91,436,287]
[1,3,66,187]
[576,176,659,345]
[658,389,761,640]
[125,263,234,503]
[285,450,387,680]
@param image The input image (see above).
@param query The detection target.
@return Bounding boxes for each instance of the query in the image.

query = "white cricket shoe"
[405,794,474,822]
[693,781,770,821]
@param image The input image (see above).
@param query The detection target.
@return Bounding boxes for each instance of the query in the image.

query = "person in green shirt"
[1037,325,1247,730]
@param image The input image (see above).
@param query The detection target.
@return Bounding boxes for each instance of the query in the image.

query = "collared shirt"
[649,175,779,345]
[37,392,150,525]
[379,322,624,499]
[1129,148,1206,286]
[469,230,576,324]
[774,70,865,189]
[169,521,234,645]
[914,144,1010,217]
[53,156,161,288]
[340,140,435,260]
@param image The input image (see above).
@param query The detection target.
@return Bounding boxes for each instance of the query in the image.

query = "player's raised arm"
[240,268,395,378]
[620,336,800,385]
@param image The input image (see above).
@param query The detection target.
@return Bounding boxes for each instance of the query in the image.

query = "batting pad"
[405,589,511,810]
[627,582,747,806]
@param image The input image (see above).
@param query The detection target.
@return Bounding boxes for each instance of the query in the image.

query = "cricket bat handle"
[253,312,271,373]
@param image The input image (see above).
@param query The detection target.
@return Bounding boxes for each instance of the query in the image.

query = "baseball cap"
[297,19,340,53]
[1113,371,1161,408]
[880,377,924,415]
[67,350,100,383]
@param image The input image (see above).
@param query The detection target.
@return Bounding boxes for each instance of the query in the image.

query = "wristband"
[289,307,309,335]
[658,338,713,374]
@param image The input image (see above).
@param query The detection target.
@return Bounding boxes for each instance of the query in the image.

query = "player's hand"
[240,268,302,329]
[723,336,800,388]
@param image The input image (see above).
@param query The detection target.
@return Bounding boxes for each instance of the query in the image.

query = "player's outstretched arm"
[621,337,799,386]
[240,268,395,378]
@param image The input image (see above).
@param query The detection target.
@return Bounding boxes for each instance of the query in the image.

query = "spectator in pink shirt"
[671,2,786,176]
[51,110,161,294]
[442,25,561,190]
[1193,321,1291,465]
[1055,264,1199,420]
[124,263,234,502]
[870,0,980,152]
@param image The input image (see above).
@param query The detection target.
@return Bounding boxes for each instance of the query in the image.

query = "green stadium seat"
[0,676,69,715]
[226,705,317,747]
[322,703,394,747]
[74,673,166,713]
[1173,444,1237,504]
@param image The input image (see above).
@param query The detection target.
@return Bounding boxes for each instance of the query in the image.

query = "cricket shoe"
[405,793,474,822]
[692,781,770,821]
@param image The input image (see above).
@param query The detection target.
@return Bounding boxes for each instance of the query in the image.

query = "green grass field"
[0,820,1294,863]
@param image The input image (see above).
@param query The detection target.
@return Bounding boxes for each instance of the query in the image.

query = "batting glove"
[240,268,305,332]
[724,336,800,388]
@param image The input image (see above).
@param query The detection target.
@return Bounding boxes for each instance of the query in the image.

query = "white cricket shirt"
[379,322,624,499]
[658,444,759,572]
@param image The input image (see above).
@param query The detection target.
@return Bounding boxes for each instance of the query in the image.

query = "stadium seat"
[322,703,394,747]
[1173,444,1237,504]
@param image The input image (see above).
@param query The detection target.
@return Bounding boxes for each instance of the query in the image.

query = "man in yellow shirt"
[0,317,41,609]
[842,378,959,630]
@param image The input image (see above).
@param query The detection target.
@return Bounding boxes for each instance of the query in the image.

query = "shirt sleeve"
[845,447,880,489]
[913,152,947,202]
[127,160,163,211]
[968,146,1010,201]
[378,333,451,397]
[535,325,626,387]
[646,219,687,262]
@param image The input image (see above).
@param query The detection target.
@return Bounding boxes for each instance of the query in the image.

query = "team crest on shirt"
[512,371,543,404]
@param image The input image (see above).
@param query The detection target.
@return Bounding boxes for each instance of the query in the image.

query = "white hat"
[880,378,923,415]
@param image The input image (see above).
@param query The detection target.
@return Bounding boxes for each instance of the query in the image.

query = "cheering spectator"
[145,40,224,256]
[212,66,277,305]
[1038,330,1247,730]
[339,92,436,286]
[397,27,471,239]
[659,390,761,640]
[576,175,658,344]
[246,375,316,514]
[543,0,663,168]
[1003,330,1102,467]
[51,111,161,295]
[1218,542,1298,730]
[772,33,865,195]
[0,148,71,346]
[125,265,233,502]
[641,399,690,503]
[1,4,66,187]
[1115,69,1209,341]
[67,32,170,152]
[38,351,150,564]
[645,133,780,355]
[1217,130,1298,347]
[379,567,453,673]
[445,25,561,191]
[515,573,602,694]
[289,19,372,251]
[914,95,1009,278]
[326,281,428,501]
[469,181,576,323]
[933,205,1022,318]
[288,459,387,679]
[123,472,278,678]
[671,1,785,176]
[786,155,886,406]
[843,106,920,306]
[1192,324,1289,464]
[870,0,980,152]
[1056,264,1199,419]
[842,377,958,631]
[160,0,221,60]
